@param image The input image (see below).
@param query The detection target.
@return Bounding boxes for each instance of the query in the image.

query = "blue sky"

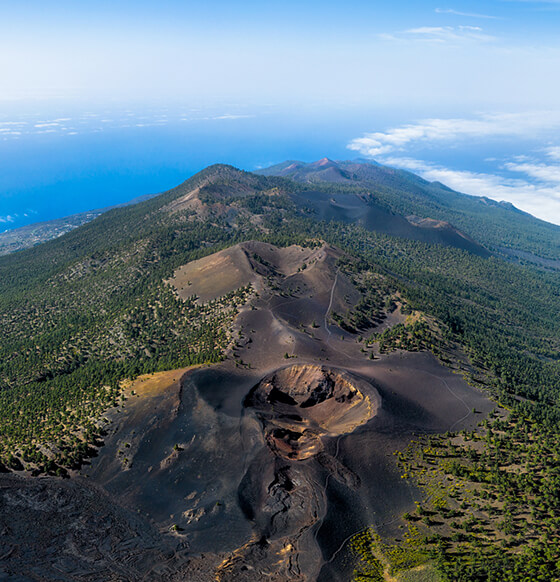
[2,1,560,226]
[3,0,560,107]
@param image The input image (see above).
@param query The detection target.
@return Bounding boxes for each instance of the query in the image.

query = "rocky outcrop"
[224,366,381,579]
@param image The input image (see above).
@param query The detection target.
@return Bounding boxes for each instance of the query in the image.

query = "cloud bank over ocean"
[348,112,560,224]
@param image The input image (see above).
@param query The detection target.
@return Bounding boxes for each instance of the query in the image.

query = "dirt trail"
[324,268,340,345]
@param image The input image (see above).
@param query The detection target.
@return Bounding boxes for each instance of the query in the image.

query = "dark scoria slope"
[288,185,489,256]
[259,158,560,261]
[0,161,558,473]
[1,162,560,580]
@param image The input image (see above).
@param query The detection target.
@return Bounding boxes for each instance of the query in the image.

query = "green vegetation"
[352,527,441,582]
[0,167,262,472]
[0,276,251,473]
[333,269,397,333]
[287,218,560,426]
[386,411,560,582]
[1,164,560,580]
[371,318,443,355]
[264,159,560,260]
[363,176,560,261]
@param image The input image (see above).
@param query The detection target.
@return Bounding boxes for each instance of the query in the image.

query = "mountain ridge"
[258,158,560,261]
[3,158,558,262]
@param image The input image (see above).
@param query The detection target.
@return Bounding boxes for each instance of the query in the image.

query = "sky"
[2,0,560,226]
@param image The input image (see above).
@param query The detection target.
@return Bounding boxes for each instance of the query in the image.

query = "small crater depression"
[245,364,380,460]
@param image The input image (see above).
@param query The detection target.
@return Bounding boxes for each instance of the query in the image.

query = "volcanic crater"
[245,364,380,460]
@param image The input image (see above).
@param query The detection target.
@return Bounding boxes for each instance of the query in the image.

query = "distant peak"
[311,157,337,168]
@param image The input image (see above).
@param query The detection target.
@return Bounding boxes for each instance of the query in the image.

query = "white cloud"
[348,112,560,224]
[380,25,496,44]
[505,161,560,183]
[380,156,560,225]
[348,112,560,157]
[435,8,498,19]
[545,146,560,160]
[0,109,257,141]
[212,114,254,120]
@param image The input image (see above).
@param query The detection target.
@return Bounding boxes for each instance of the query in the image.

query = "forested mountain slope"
[259,158,560,261]
[1,161,559,469]
[0,163,559,580]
